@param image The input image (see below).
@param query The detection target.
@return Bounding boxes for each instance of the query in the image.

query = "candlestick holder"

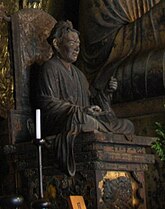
[31,138,52,209]
[0,194,24,209]
[0,145,24,209]
[31,198,51,209]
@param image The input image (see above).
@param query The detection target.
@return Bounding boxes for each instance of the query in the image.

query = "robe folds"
[79,0,165,102]
[36,56,91,176]
[36,56,134,176]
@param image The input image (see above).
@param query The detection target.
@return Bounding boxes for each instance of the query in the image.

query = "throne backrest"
[9,8,56,143]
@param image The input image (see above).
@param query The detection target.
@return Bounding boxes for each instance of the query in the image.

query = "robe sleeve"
[35,60,99,176]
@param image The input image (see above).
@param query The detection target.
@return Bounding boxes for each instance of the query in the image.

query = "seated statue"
[78,0,165,102]
[35,20,135,176]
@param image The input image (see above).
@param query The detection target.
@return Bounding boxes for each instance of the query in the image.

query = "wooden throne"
[3,8,157,209]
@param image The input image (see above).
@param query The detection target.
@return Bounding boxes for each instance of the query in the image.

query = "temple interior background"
[0,0,165,209]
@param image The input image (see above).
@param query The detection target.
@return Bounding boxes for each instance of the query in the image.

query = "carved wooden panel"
[2,132,155,209]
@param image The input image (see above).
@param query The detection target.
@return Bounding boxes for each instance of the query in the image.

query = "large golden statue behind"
[78,0,165,103]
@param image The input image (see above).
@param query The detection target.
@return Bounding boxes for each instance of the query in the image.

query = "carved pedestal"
[73,132,155,209]
[10,131,155,209]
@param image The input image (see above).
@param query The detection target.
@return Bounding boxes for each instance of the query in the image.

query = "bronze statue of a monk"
[35,20,134,176]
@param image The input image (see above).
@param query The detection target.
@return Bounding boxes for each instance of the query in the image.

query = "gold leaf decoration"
[0,0,19,118]
[20,0,50,10]
[0,0,52,118]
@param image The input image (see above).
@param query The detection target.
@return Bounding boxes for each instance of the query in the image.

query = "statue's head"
[47,20,80,63]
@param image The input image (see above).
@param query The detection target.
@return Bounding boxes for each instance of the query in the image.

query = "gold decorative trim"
[0,0,52,118]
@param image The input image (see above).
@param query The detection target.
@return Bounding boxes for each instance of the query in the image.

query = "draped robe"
[79,0,165,101]
[36,56,134,176]
[36,56,92,176]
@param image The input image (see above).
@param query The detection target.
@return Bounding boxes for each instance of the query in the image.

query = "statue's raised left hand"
[107,76,118,93]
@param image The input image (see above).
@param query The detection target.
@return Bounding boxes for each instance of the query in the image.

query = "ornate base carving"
[5,132,154,209]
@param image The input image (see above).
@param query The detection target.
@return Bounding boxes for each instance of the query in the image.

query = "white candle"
[36,109,41,139]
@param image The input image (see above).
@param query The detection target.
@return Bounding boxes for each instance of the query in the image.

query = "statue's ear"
[53,39,59,51]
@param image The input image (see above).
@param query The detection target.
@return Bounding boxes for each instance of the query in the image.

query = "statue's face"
[56,31,80,63]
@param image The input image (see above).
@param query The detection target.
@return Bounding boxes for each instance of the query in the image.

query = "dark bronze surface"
[0,2,162,209]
